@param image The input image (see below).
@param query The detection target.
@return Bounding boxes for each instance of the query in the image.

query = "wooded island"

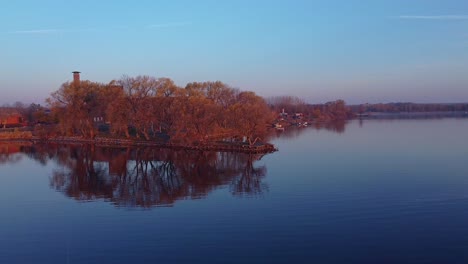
[1,72,354,152]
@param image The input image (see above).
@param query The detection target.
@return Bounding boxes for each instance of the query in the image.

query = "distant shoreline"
[354,111,468,119]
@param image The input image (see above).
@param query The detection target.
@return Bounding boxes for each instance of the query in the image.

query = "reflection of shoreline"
[0,136,277,154]
[272,120,347,139]
[4,144,270,208]
[0,143,27,164]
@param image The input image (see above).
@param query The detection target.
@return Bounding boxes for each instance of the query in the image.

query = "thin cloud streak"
[10,28,99,34]
[147,22,192,28]
[7,23,191,34]
[397,15,468,20]
[12,29,62,34]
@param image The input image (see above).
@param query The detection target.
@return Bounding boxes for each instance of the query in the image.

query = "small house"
[0,109,26,128]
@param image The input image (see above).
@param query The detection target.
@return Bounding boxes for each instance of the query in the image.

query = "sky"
[1,0,468,105]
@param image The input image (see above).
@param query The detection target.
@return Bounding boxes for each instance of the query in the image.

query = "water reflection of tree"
[230,154,268,197]
[14,144,268,208]
[0,144,24,164]
[51,145,111,201]
[272,120,347,140]
[313,120,346,134]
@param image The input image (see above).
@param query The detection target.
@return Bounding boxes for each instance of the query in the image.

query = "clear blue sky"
[1,0,468,104]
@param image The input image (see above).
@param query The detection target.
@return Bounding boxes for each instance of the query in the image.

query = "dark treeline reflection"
[313,121,346,133]
[8,144,268,208]
[272,120,347,139]
[0,144,23,164]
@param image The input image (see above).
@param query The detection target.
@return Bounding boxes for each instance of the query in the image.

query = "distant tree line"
[267,96,353,121]
[44,76,274,145]
[350,102,468,114]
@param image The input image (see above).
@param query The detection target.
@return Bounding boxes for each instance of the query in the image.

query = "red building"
[0,109,26,128]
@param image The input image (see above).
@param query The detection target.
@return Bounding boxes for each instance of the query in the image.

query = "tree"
[118,75,159,140]
[228,91,274,145]
[324,100,350,120]
[47,80,106,138]
[170,96,220,143]
[267,95,306,113]
[105,84,131,138]
[46,74,277,147]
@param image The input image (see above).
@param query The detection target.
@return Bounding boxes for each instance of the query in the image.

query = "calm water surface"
[1,119,468,263]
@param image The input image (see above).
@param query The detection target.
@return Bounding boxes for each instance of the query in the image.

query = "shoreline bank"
[0,136,277,154]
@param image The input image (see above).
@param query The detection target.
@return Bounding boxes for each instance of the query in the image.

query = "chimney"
[72,71,81,87]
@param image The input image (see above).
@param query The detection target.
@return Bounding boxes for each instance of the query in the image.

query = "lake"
[1,118,468,263]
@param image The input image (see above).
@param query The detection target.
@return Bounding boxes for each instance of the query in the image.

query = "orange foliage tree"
[47,75,275,145]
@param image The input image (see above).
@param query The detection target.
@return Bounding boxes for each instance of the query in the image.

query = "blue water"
[1,119,468,263]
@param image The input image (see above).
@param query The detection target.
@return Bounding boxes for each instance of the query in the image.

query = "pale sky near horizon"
[1,0,468,105]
